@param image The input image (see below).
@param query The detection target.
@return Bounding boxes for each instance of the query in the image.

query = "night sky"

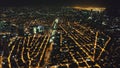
[0,0,106,7]
[0,0,119,8]
[0,0,120,16]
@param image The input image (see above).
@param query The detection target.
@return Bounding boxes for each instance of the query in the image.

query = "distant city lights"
[72,6,106,12]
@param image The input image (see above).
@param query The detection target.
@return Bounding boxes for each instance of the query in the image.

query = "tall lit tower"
[49,18,59,42]
[43,18,59,68]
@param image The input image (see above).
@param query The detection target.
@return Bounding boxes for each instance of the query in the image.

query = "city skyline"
[0,0,119,67]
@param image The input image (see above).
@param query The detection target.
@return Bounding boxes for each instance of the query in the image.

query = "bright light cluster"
[73,6,106,12]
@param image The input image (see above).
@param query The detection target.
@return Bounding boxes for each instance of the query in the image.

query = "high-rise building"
[30,25,44,34]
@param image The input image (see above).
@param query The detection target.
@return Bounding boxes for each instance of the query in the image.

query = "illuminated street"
[0,7,120,68]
